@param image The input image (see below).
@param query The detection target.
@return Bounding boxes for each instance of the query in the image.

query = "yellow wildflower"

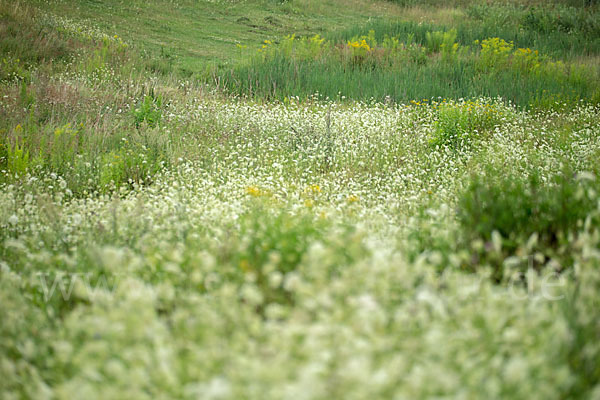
[245,186,262,197]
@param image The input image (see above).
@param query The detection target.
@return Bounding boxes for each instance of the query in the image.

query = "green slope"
[32,0,407,75]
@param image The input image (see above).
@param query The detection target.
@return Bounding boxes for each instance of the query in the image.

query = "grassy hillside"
[2,0,600,399]
[29,0,408,75]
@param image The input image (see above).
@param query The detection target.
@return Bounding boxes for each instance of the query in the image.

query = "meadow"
[1,0,600,398]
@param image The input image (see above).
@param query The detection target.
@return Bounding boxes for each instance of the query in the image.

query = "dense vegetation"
[1,0,600,398]
[221,2,600,106]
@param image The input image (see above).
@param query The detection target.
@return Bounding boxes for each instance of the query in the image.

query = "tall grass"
[0,1,183,195]
[219,30,599,108]
[215,1,600,107]
[330,8,600,60]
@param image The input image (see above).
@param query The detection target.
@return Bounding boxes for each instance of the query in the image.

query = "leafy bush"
[523,6,600,38]
[5,139,30,177]
[430,100,507,149]
[229,205,327,308]
[99,140,165,192]
[0,57,32,83]
[425,29,458,54]
[457,169,599,277]
[47,123,80,172]
[2,125,30,177]
[512,47,542,73]
[259,34,329,62]
[133,91,163,128]
[477,37,514,69]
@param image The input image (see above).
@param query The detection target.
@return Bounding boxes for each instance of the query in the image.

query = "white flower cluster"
[1,93,600,399]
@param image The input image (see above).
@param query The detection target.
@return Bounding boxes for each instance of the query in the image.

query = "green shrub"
[523,6,600,38]
[0,117,169,195]
[133,91,163,128]
[512,47,542,74]
[457,169,599,277]
[48,123,79,172]
[18,81,35,109]
[430,100,507,149]
[6,139,30,177]
[425,29,457,54]
[477,37,514,70]
[258,34,329,63]
[99,141,165,192]
[0,57,31,83]
[230,205,327,308]
[3,125,30,176]
[80,35,129,80]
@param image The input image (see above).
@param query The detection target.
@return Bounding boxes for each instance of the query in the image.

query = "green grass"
[30,0,409,76]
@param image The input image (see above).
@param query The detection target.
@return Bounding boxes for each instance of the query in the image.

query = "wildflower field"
[1,0,600,398]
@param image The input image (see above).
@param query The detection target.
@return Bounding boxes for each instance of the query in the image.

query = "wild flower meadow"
[1,0,600,398]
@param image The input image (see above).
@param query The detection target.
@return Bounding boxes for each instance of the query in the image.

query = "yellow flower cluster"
[513,47,541,73]
[514,47,539,57]
[347,39,371,52]
[478,37,514,55]
[259,39,273,51]
[305,184,321,194]
[347,194,359,203]
[245,185,263,197]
